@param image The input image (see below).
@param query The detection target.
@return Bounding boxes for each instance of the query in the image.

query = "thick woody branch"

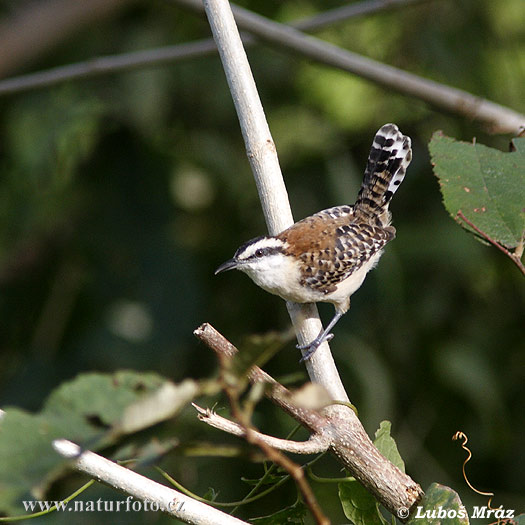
[194,323,423,520]
[53,439,248,524]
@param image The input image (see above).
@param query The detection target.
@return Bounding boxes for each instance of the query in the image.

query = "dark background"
[0,0,523,523]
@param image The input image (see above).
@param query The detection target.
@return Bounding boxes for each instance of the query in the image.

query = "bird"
[215,123,412,361]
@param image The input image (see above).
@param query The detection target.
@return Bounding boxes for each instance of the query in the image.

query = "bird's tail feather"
[354,123,412,220]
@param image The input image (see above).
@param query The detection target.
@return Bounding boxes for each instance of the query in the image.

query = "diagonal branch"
[197,0,424,519]
[201,0,348,399]
[3,1,522,134]
[177,0,525,134]
[0,0,428,95]
[52,439,249,524]
[0,40,219,96]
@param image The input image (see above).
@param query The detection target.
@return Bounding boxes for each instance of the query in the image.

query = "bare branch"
[178,0,525,134]
[196,0,425,517]
[0,0,428,95]
[194,324,331,437]
[2,1,521,133]
[293,0,431,32]
[0,40,219,96]
[192,403,330,454]
[52,439,249,524]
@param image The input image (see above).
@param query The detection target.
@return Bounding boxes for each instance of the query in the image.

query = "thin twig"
[157,466,291,508]
[192,403,330,454]
[0,0,428,95]
[293,0,430,32]
[177,0,525,134]
[0,40,219,95]
[456,210,525,276]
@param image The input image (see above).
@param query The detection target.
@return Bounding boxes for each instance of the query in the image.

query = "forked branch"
[194,323,424,520]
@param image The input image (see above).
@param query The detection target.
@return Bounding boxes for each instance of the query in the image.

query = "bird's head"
[215,236,289,279]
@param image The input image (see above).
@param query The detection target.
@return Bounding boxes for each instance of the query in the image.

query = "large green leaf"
[429,132,525,250]
[0,371,194,514]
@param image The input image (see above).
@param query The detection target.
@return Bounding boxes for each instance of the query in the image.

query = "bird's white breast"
[241,254,309,304]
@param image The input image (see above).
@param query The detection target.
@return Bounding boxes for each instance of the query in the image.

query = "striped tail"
[354,123,412,222]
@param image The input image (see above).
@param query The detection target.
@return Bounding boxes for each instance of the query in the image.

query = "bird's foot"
[297,333,334,362]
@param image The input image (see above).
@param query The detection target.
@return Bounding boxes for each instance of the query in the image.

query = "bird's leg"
[297,310,344,362]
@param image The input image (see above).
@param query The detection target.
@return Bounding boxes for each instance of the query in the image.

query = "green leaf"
[0,371,190,514]
[429,132,525,249]
[250,500,307,524]
[43,370,166,426]
[338,480,385,525]
[407,483,468,524]
[373,421,405,473]
[338,422,405,525]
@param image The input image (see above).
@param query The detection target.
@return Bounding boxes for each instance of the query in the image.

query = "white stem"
[53,439,248,525]
[202,1,291,235]
[202,0,349,402]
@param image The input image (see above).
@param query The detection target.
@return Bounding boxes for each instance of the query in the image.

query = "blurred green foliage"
[0,0,524,523]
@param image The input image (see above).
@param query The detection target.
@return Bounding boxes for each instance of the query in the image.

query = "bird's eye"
[255,248,265,257]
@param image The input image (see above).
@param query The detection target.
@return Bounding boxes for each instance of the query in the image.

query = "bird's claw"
[297,333,334,361]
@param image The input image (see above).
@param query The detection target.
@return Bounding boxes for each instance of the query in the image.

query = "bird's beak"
[215,258,239,275]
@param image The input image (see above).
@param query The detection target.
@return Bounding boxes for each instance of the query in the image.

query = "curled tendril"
[452,431,517,525]
[453,431,495,504]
